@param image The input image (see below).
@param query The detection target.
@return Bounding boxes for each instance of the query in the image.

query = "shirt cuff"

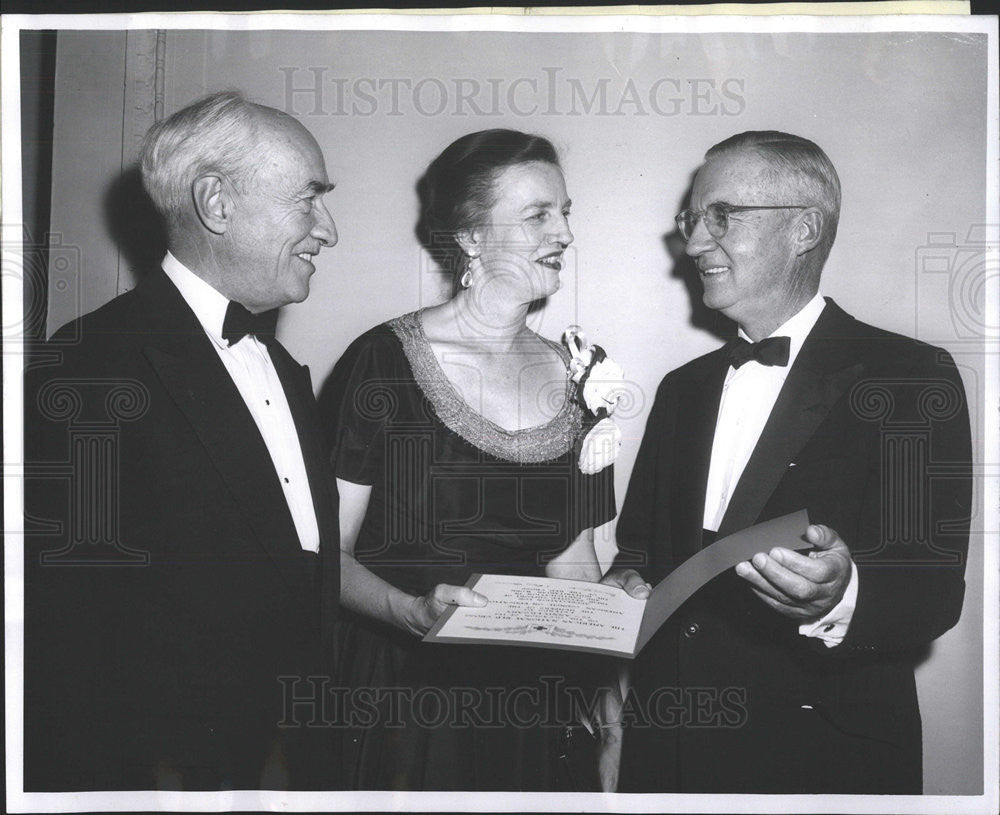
[798,560,858,648]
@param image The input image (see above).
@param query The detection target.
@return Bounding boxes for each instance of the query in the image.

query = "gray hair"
[139,91,263,222]
[706,131,842,265]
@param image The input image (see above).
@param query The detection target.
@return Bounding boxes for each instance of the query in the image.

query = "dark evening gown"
[320,310,616,791]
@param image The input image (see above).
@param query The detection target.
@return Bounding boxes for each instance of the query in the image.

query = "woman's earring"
[461,251,479,289]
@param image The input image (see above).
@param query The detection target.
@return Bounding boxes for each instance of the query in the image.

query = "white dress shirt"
[702,293,857,646]
[162,252,320,553]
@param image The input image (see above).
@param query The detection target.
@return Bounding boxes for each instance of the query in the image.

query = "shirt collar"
[736,293,827,372]
[161,251,231,350]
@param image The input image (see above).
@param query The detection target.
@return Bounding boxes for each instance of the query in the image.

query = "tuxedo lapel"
[674,353,729,559]
[717,300,866,538]
[269,344,340,632]
[269,345,338,548]
[136,271,310,597]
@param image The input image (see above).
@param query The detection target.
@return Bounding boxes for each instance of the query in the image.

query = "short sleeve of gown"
[318,326,404,486]
[582,460,617,532]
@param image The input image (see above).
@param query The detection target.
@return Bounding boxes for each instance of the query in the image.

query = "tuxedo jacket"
[615,299,972,794]
[24,270,340,790]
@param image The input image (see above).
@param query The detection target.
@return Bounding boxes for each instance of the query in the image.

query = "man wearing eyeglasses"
[603,131,972,794]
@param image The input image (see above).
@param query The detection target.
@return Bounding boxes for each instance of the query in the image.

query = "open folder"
[423,510,810,658]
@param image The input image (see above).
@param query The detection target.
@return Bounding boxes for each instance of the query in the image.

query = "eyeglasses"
[675,202,808,241]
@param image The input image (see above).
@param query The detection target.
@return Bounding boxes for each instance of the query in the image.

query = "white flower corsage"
[577,416,623,476]
[562,326,625,474]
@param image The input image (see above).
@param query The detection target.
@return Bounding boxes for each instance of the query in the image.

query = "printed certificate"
[425,510,810,657]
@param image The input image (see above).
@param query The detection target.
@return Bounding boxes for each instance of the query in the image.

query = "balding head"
[139,91,301,228]
[139,91,337,312]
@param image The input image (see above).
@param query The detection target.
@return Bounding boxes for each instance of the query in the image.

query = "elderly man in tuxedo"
[605,131,972,794]
[25,92,340,790]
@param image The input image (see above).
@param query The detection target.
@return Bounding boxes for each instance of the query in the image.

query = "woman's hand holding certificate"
[401,582,490,636]
[424,574,647,656]
[424,510,811,657]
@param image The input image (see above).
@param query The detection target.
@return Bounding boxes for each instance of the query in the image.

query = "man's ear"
[191,174,229,235]
[454,227,481,258]
[794,208,823,256]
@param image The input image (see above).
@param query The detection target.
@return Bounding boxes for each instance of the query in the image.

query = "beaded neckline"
[388,310,583,464]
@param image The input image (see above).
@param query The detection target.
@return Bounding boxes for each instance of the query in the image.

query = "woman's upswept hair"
[416,129,560,291]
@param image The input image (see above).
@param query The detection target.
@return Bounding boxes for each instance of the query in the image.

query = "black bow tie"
[723,335,791,369]
[221,301,278,347]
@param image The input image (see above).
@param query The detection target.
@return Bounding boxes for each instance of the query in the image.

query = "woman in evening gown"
[321,129,619,791]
